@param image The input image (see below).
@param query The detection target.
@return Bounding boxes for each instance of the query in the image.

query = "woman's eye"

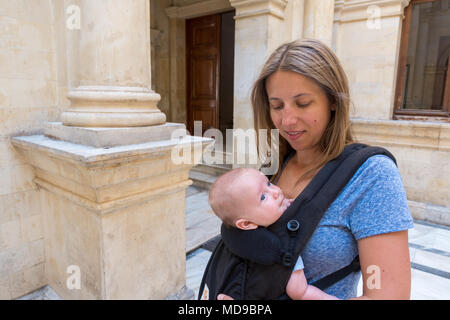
[260,194,266,201]
[270,104,282,110]
[296,102,311,108]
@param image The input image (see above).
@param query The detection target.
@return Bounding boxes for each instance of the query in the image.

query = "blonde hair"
[251,38,354,181]
[209,168,249,228]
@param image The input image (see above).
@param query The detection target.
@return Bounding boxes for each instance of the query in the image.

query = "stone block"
[0,106,60,137]
[45,122,186,148]
[12,131,213,299]
[0,219,22,249]
[0,190,42,225]
[0,274,11,299]
[0,48,55,81]
[0,79,57,109]
[41,190,103,300]
[9,263,46,299]
[21,215,43,243]
[0,164,35,197]
[0,15,53,52]
[0,137,27,169]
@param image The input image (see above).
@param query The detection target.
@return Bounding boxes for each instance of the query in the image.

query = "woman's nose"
[281,104,297,127]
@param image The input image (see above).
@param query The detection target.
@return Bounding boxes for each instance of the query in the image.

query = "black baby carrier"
[198,143,397,300]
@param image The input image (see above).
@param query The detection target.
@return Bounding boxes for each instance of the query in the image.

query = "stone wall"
[333,0,450,225]
[333,0,407,120]
[0,0,70,299]
[351,119,450,225]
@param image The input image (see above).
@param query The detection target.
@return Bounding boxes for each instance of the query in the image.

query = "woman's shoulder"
[335,153,405,206]
[336,153,413,240]
[352,153,399,183]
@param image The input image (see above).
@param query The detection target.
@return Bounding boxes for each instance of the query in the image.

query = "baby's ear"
[235,219,258,230]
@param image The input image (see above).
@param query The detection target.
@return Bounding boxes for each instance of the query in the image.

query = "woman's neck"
[294,147,323,169]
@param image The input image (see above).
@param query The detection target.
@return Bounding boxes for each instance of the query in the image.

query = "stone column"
[12,0,212,299]
[61,0,165,127]
[334,0,410,119]
[229,0,289,167]
[303,0,335,47]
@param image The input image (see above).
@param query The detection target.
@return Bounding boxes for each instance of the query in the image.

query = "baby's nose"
[271,186,281,199]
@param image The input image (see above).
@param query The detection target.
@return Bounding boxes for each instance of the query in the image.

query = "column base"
[62,86,166,128]
[61,110,166,128]
[45,122,186,148]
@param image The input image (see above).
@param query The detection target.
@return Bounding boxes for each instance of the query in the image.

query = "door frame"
[165,0,233,128]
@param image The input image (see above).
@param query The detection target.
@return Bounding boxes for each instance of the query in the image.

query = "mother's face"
[266,70,335,153]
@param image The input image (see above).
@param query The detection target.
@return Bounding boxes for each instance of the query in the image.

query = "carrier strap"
[221,143,396,291]
[310,255,361,291]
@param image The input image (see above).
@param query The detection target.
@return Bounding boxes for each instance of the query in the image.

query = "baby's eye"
[267,182,271,187]
[260,194,266,201]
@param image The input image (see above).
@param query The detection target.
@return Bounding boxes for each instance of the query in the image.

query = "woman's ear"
[330,103,336,111]
[235,219,259,230]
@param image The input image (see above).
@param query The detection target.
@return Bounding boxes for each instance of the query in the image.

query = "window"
[394,0,450,121]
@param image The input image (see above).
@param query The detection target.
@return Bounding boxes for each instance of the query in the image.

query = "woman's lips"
[285,130,305,141]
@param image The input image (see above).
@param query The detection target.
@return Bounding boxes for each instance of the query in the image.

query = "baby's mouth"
[281,198,291,211]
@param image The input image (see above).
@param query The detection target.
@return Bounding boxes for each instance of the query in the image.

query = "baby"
[208,167,338,300]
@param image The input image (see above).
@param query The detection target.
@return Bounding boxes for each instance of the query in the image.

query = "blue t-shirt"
[291,154,414,299]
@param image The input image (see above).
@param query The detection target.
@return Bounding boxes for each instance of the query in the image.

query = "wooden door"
[186,14,221,136]
[443,57,450,112]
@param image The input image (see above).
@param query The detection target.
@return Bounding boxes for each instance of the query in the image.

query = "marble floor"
[17,186,450,300]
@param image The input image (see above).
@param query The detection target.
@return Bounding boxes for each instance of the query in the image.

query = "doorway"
[186,10,235,145]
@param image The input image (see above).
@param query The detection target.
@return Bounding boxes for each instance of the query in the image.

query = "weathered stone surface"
[12,133,213,299]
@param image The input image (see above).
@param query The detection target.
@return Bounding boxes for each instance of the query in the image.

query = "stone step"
[189,170,217,190]
[189,162,232,189]
[192,162,231,175]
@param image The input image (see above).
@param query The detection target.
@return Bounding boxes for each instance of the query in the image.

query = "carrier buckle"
[282,252,293,267]
[287,219,300,232]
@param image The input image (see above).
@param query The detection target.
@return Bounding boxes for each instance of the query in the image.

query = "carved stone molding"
[334,0,411,23]
[166,0,233,19]
[230,0,288,20]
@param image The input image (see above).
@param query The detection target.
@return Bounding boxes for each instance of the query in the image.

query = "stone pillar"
[229,0,289,167]
[303,0,335,47]
[334,0,410,119]
[61,0,165,127]
[12,0,212,299]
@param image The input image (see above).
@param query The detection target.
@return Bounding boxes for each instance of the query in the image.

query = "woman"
[218,39,414,300]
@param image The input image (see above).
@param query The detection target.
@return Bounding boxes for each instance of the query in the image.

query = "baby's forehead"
[244,169,266,179]
[233,169,266,187]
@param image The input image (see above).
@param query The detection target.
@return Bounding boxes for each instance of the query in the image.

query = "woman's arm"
[350,230,411,300]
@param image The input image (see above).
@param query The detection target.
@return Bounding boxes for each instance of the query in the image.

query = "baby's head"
[209,168,292,230]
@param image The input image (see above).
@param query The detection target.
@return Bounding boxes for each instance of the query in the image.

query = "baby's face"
[235,169,292,228]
